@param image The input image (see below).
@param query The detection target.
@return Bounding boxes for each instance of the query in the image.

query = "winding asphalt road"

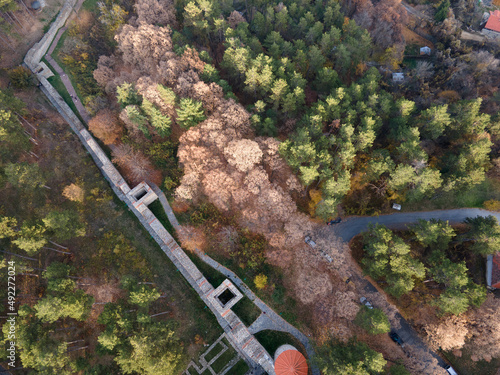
[331,208,500,241]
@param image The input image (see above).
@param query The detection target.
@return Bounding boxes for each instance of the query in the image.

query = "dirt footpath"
[461,30,486,42]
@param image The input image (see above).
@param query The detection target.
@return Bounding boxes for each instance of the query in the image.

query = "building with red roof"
[483,10,500,38]
[486,253,500,289]
[274,345,308,375]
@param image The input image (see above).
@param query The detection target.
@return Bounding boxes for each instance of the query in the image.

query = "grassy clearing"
[148,199,177,238]
[180,249,262,327]
[82,0,100,11]
[403,178,500,212]
[186,251,227,287]
[203,343,223,362]
[230,359,249,375]
[402,57,417,69]
[207,251,300,327]
[231,295,261,326]
[42,12,60,33]
[211,346,235,373]
[48,30,89,110]
[44,64,84,123]
[443,348,500,375]
[254,330,308,359]
[50,23,67,60]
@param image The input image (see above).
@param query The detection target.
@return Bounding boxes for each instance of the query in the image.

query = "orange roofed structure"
[483,10,500,37]
[274,345,308,375]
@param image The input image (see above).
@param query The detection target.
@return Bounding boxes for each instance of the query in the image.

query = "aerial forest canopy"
[1,0,499,372]
[87,0,499,225]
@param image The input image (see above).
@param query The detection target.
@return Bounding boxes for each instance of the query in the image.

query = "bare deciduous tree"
[424,316,469,351]
[332,291,359,320]
[115,24,173,75]
[112,144,160,184]
[135,0,177,28]
[93,55,117,89]
[227,10,246,29]
[467,295,500,361]
[224,139,263,173]
[88,109,123,145]
[62,184,84,203]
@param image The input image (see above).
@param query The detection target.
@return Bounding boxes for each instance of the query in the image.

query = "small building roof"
[274,345,308,375]
[392,73,404,82]
[487,253,500,289]
[31,0,41,9]
[484,10,500,33]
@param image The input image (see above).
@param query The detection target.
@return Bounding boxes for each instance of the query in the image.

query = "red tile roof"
[275,349,308,375]
[492,253,500,289]
[485,10,500,33]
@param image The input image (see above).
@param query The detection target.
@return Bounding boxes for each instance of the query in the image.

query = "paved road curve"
[332,208,500,241]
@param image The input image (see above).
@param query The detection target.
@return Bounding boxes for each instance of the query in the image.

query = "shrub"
[163,176,178,194]
[355,306,391,335]
[254,274,268,290]
[8,67,34,88]
[484,199,500,211]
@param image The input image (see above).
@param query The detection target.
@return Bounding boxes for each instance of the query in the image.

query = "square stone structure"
[420,46,431,55]
[127,182,158,212]
[392,73,404,82]
[209,279,243,313]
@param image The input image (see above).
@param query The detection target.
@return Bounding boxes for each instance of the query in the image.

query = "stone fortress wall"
[24,5,276,373]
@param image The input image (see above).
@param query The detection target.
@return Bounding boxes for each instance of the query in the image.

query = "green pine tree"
[176,98,205,129]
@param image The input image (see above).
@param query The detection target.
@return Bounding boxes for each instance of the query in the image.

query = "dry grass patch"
[401,26,435,49]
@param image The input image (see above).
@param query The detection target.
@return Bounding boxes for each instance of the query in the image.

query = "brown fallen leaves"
[423,294,500,362]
